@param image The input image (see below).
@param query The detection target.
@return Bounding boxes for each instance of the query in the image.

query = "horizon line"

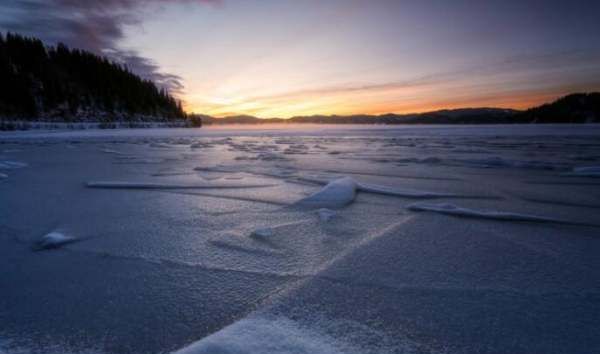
[186,91,594,119]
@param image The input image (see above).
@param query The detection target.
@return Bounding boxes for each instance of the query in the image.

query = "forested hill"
[512,92,600,123]
[0,33,186,121]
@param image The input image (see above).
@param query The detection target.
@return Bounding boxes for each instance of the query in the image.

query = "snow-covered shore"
[0,120,192,132]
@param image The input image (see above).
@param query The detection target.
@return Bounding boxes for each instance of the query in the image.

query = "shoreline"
[0,120,193,132]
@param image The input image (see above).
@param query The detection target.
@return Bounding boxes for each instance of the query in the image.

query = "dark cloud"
[0,0,220,94]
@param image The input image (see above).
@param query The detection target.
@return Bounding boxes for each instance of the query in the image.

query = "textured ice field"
[1,124,600,354]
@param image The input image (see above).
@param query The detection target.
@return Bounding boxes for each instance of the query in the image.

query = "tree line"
[0,32,186,121]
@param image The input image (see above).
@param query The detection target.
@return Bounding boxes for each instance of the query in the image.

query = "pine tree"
[0,32,187,121]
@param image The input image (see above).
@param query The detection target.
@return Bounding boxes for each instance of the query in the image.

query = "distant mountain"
[199,114,283,125]
[202,93,600,125]
[0,33,186,122]
[201,108,519,125]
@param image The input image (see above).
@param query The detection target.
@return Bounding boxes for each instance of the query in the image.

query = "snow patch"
[33,232,76,250]
[317,208,337,222]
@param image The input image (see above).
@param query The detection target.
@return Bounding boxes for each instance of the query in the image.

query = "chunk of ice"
[34,232,76,250]
[86,181,276,189]
[296,177,357,209]
[408,203,566,223]
[358,182,461,199]
[251,228,274,238]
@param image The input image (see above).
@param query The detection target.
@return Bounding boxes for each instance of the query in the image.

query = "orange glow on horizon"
[182,87,587,119]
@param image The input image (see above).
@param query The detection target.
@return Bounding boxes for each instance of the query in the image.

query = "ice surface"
[407,203,569,223]
[33,232,77,250]
[2,125,600,354]
[209,238,281,257]
[149,143,171,148]
[295,177,357,209]
[452,156,567,170]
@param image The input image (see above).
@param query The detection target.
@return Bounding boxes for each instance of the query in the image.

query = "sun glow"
[183,79,593,118]
[114,1,600,119]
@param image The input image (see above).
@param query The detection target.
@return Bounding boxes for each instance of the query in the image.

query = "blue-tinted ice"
[1,124,600,354]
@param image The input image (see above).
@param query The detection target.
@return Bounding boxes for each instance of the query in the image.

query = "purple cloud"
[0,0,220,94]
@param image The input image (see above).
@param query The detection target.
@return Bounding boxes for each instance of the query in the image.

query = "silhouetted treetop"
[0,32,186,121]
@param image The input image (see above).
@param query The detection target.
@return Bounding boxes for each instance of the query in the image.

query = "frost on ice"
[171,316,350,354]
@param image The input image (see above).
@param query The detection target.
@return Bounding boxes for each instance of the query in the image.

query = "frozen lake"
[1,124,600,354]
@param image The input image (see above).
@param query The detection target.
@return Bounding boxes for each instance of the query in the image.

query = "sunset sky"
[2,0,600,117]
